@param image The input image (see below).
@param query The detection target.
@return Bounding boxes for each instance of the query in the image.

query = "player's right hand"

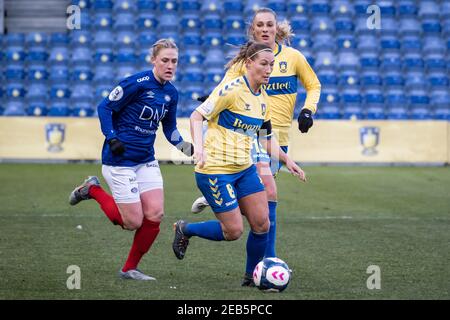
[108,138,126,156]
[286,159,306,182]
[193,147,206,168]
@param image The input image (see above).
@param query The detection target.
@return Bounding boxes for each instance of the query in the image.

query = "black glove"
[108,138,126,156]
[297,109,313,133]
[197,95,209,103]
[177,141,194,157]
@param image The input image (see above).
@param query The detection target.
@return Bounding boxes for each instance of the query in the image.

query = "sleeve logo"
[108,86,123,101]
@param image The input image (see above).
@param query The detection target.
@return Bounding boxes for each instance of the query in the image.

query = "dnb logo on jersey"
[360,126,380,156]
[279,61,288,73]
[45,123,65,153]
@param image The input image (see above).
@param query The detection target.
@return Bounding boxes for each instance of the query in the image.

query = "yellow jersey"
[213,43,321,146]
[196,76,271,174]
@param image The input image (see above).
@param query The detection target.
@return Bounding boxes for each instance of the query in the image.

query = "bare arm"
[190,110,206,168]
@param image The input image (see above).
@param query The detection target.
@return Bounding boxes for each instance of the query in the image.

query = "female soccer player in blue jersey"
[191,8,321,286]
[69,39,193,281]
[172,42,306,285]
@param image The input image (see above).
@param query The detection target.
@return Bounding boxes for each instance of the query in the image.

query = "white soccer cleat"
[191,196,210,214]
[119,269,156,281]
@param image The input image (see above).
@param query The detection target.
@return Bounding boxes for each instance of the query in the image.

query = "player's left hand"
[286,159,306,182]
[177,141,194,157]
[297,109,313,133]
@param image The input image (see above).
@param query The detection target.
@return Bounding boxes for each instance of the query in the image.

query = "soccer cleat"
[119,269,156,281]
[69,176,100,206]
[191,196,210,214]
[241,273,256,287]
[172,220,190,260]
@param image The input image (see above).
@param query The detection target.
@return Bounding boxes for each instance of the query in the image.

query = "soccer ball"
[253,257,291,292]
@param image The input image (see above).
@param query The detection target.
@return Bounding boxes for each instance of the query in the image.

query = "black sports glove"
[177,141,194,157]
[197,95,209,103]
[297,109,313,133]
[108,138,126,156]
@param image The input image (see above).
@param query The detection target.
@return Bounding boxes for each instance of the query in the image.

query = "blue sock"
[264,201,277,258]
[245,231,268,274]
[184,220,225,241]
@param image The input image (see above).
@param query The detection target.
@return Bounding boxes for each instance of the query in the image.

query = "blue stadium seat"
[321,86,340,106]
[116,65,137,80]
[442,2,450,19]
[404,71,426,89]
[379,0,396,16]
[137,13,158,30]
[200,0,223,14]
[203,13,223,31]
[50,33,69,47]
[27,64,48,81]
[92,0,113,10]
[317,70,338,86]
[113,0,137,13]
[288,0,309,16]
[443,19,450,36]
[399,18,421,35]
[6,83,26,99]
[27,102,48,117]
[138,31,157,47]
[203,32,223,49]
[204,48,225,68]
[5,33,25,45]
[158,12,180,32]
[224,14,245,32]
[423,36,446,54]
[5,45,26,63]
[182,66,204,84]
[181,32,202,48]
[72,65,94,82]
[401,35,422,52]
[267,0,287,13]
[339,70,360,87]
[387,105,409,120]
[337,51,359,70]
[354,17,372,35]
[380,36,401,51]
[366,104,385,120]
[116,47,136,64]
[318,104,340,119]
[137,0,157,12]
[311,17,334,34]
[93,12,113,29]
[291,33,312,51]
[223,0,243,14]
[334,17,354,32]
[313,33,335,51]
[116,31,136,47]
[114,13,136,30]
[93,30,114,48]
[72,84,94,102]
[402,53,424,71]
[361,71,382,87]
[244,0,266,16]
[360,53,379,69]
[50,84,71,99]
[94,84,113,101]
[71,0,90,9]
[291,17,310,32]
[357,34,379,52]
[181,48,203,66]
[380,52,401,71]
[341,88,362,105]
[3,101,26,116]
[181,0,201,13]
[205,67,225,87]
[386,88,407,107]
[381,17,398,35]
[409,90,430,111]
[398,0,417,16]
[418,1,440,18]
[383,71,404,87]
[310,0,331,15]
[331,1,354,16]
[343,105,363,119]
[27,83,47,100]
[5,64,25,81]
[94,47,114,64]
[354,0,372,15]
[72,102,95,117]
[49,65,69,82]
[427,71,449,88]
[72,47,92,64]
[422,18,441,34]
[224,32,246,47]
[424,53,446,71]
[315,50,336,70]
[181,13,202,32]
[181,84,206,102]
[25,32,48,48]
[70,30,91,47]
[48,101,70,117]
[159,31,179,44]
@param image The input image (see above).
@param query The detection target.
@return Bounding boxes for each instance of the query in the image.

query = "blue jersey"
[97,70,184,166]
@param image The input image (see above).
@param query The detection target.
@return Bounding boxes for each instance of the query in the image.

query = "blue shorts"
[251,139,289,176]
[195,165,265,213]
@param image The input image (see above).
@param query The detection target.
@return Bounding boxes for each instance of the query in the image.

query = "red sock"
[89,185,124,227]
[122,219,160,272]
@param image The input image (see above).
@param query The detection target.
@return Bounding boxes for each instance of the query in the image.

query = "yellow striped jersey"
[213,43,321,145]
[195,76,271,174]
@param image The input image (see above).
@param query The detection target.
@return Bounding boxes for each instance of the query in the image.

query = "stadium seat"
[401,35,422,52]
[181,13,202,32]
[380,17,398,35]
[361,71,382,87]
[136,0,157,12]
[27,64,48,81]
[5,64,25,81]
[205,67,225,86]
[442,2,450,19]
[137,13,158,30]
[418,1,440,18]
[25,32,48,48]
[181,66,204,84]
[116,31,136,47]
[93,30,114,48]
[380,36,401,51]
[203,32,224,49]
[423,36,446,54]
[380,52,402,71]
[427,71,449,88]
[315,50,336,70]
[138,31,157,47]
[422,18,441,34]
[318,104,340,119]
[402,53,424,71]
[48,101,70,117]
[95,84,113,101]
[339,70,360,87]
[5,45,26,63]
[383,71,404,88]
[224,32,246,47]
[94,47,115,64]
[203,48,225,68]
[399,18,422,35]
[291,17,310,33]
[379,0,396,16]
[288,0,309,16]
[334,17,354,33]
[3,101,26,116]
[337,34,356,50]
[27,83,48,100]
[72,84,94,102]
[27,102,48,117]
[337,51,359,70]
[72,65,94,82]
[223,0,243,14]
[331,1,354,16]
[72,102,95,117]
[92,0,113,10]
[317,70,338,86]
[114,13,136,30]
[6,83,26,99]
[224,14,245,32]
[49,65,69,82]
[357,34,379,52]
[50,84,71,99]
[313,33,335,51]
[113,0,137,13]
[366,104,385,120]
[200,0,223,14]
[71,0,90,9]
[424,53,446,71]
[398,0,417,16]
[341,88,362,105]
[267,0,287,13]
[72,47,92,64]
[343,105,363,119]
[311,17,334,34]
[360,53,380,70]
[116,65,137,80]
[386,105,409,120]
[310,0,331,15]
[404,71,427,89]
[70,30,91,47]
[244,0,266,16]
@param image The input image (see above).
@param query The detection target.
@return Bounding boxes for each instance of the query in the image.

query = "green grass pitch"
[0,163,448,299]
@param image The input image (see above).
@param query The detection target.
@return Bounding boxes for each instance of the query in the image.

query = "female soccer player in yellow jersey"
[172,42,306,285]
[191,8,321,285]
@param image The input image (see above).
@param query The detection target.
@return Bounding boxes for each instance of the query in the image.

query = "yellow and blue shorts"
[195,165,265,213]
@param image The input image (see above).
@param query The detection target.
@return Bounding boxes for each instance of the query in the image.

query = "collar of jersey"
[274,42,282,57]
[242,75,261,96]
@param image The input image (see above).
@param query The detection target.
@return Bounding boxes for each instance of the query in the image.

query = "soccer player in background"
[190,8,321,286]
[69,39,193,281]
[172,42,306,285]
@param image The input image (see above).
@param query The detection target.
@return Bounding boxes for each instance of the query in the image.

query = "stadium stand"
[0,0,448,119]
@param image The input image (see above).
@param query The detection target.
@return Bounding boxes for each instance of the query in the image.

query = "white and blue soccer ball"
[253,257,291,292]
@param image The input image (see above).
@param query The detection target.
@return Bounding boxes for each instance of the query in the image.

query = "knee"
[124,217,143,231]
[144,207,164,223]
[252,216,270,234]
[264,183,277,201]
[224,226,243,241]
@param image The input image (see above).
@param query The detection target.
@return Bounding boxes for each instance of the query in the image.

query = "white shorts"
[102,160,163,204]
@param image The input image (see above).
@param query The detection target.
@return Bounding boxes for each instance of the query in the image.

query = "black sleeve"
[258,120,272,139]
